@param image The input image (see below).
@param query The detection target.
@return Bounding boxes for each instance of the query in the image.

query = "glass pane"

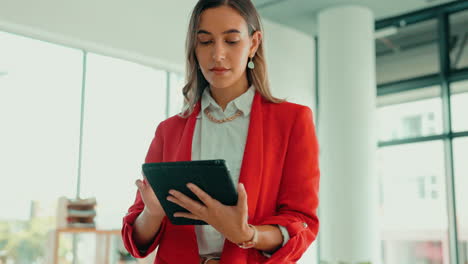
[451,80,468,132]
[0,31,82,263]
[378,141,449,264]
[377,87,443,142]
[168,72,185,117]
[376,19,439,85]
[453,137,468,264]
[450,10,468,70]
[298,242,318,264]
[80,53,167,230]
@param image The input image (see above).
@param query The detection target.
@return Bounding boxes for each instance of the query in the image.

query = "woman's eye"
[198,40,239,45]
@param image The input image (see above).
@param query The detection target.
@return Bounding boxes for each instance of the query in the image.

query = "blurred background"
[0,0,467,263]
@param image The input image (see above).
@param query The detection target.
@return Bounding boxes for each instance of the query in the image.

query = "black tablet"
[142,159,238,225]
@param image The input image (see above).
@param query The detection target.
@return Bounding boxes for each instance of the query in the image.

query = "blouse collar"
[197,84,255,119]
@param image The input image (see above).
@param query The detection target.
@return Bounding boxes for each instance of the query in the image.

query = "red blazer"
[122,91,320,264]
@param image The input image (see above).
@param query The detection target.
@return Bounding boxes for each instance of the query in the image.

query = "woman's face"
[195,6,261,90]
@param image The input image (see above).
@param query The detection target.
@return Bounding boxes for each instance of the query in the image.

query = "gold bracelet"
[236,224,258,249]
[202,256,220,264]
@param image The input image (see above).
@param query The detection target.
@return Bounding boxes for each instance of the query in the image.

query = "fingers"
[237,183,248,213]
[167,189,206,215]
[141,171,149,185]
[135,179,152,201]
[135,179,144,191]
[173,212,201,220]
[186,183,215,206]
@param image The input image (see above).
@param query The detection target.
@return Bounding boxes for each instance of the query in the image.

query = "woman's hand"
[135,173,166,217]
[167,182,253,244]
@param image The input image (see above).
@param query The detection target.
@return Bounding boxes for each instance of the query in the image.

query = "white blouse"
[191,85,290,257]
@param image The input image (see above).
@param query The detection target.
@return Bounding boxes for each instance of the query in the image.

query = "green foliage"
[117,249,136,261]
[0,217,58,263]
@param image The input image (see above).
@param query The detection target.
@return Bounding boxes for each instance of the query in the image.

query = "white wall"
[0,0,316,110]
[263,19,316,110]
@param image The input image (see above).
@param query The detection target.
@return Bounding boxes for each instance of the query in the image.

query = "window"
[376,19,439,85]
[453,137,468,264]
[451,80,468,132]
[380,241,444,264]
[450,10,468,70]
[79,53,167,230]
[377,87,443,142]
[376,4,468,264]
[0,31,82,263]
[378,141,449,264]
[168,72,185,117]
[401,115,423,138]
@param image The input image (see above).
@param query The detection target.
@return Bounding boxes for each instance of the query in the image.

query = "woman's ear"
[249,31,262,57]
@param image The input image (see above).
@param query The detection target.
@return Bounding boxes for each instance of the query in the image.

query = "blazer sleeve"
[256,106,320,263]
[121,122,169,258]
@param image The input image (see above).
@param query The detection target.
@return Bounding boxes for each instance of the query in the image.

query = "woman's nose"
[212,43,226,61]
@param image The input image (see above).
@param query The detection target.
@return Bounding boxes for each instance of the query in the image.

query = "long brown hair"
[179,0,284,118]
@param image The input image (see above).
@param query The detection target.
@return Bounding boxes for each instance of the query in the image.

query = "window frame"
[375,3,468,264]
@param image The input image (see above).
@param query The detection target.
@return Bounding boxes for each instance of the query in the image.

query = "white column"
[318,6,381,264]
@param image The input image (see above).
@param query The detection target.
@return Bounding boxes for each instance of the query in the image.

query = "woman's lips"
[211,69,230,75]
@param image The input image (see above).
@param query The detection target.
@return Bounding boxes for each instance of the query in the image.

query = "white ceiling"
[253,0,458,36]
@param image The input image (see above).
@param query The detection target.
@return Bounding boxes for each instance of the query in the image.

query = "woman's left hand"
[166,182,253,244]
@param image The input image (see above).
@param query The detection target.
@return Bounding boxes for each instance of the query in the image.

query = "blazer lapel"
[171,101,202,262]
[174,101,201,161]
[238,91,264,220]
[220,91,265,263]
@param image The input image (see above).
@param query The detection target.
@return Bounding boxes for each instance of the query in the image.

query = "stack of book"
[57,196,97,229]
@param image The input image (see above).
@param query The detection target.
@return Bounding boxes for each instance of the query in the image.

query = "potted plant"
[117,250,137,264]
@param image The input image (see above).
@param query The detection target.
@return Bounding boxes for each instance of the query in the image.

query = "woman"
[121,0,320,263]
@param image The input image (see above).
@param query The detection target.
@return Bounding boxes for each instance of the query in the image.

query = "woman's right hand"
[131,174,166,249]
[135,174,165,217]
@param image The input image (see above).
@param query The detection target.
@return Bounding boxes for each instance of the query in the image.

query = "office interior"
[0,0,468,263]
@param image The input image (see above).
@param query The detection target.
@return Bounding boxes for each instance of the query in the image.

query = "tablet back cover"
[142,159,238,225]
